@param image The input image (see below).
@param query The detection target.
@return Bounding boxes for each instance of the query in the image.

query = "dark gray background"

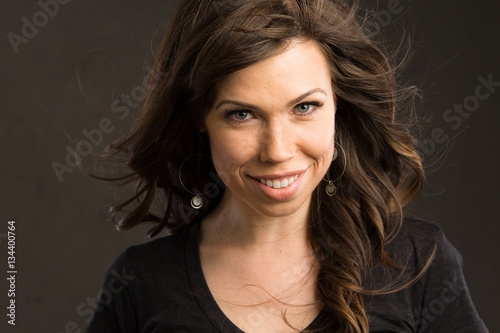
[1,0,498,332]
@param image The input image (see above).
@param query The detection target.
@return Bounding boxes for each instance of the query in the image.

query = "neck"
[200,190,313,258]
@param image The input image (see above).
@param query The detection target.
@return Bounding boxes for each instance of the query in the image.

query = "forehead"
[213,40,333,103]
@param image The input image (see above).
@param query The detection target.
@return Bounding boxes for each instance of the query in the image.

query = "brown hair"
[97,0,428,331]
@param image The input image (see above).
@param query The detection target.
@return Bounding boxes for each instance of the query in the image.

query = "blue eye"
[224,110,253,124]
[297,104,312,113]
[234,111,249,120]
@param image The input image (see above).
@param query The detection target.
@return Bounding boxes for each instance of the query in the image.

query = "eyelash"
[223,102,323,124]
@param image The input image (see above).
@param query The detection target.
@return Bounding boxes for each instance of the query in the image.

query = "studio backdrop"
[0,0,498,332]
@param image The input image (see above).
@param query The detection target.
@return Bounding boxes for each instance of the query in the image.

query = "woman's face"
[204,39,336,218]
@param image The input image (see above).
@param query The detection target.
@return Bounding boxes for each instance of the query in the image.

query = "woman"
[85,0,487,332]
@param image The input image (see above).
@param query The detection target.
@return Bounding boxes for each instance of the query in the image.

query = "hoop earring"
[179,154,218,209]
[323,143,346,197]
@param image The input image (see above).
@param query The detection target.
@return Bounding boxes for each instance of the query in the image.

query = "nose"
[259,120,295,164]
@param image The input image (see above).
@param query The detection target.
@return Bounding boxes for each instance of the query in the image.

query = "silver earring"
[178,154,217,209]
[323,143,346,197]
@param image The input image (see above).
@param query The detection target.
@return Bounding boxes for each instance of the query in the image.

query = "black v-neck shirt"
[85,218,488,332]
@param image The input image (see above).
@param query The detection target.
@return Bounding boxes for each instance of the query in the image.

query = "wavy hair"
[97,0,428,331]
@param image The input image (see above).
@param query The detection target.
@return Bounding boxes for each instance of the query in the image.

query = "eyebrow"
[214,88,327,110]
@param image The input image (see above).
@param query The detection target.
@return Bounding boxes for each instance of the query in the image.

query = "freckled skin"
[203,39,336,220]
[198,40,335,331]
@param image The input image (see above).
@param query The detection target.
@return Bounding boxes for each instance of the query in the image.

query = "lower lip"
[250,170,307,201]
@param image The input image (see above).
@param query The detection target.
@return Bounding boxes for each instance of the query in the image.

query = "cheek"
[299,120,335,161]
[208,131,256,184]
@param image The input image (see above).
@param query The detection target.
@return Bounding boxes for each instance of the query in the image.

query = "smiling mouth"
[259,175,300,189]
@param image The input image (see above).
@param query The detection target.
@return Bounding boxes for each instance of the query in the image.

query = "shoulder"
[121,224,191,270]
[393,217,463,284]
[387,217,459,266]
[394,217,444,245]
[125,225,189,259]
[85,224,198,332]
[104,223,193,282]
[365,217,488,332]
[380,217,467,297]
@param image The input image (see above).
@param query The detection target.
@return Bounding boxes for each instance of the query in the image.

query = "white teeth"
[259,175,299,189]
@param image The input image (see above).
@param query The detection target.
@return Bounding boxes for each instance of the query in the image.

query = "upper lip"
[250,168,307,180]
